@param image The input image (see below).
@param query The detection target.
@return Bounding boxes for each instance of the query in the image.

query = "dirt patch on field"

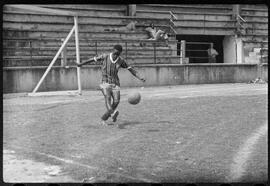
[3,149,75,183]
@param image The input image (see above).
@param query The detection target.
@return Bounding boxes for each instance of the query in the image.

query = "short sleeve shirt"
[95,53,130,86]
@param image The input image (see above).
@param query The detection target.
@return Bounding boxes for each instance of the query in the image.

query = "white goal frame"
[6,5,82,96]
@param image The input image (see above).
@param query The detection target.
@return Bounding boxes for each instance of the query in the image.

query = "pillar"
[128,4,136,16]
[180,40,186,64]
[235,37,243,64]
[232,4,241,19]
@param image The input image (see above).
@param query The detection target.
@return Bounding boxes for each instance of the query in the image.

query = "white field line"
[136,84,267,94]
[145,87,266,97]
[138,93,266,101]
[37,151,154,183]
[3,97,103,106]
[36,151,99,170]
[229,122,268,182]
[4,86,267,106]
[135,84,266,93]
[6,146,153,183]
[135,88,266,101]
[40,99,86,105]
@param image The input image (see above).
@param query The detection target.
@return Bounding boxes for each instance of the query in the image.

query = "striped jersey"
[95,53,130,86]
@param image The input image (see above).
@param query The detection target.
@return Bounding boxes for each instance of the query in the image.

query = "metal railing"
[169,11,178,35]
[236,14,247,36]
[63,40,213,64]
[4,38,214,65]
[233,5,247,37]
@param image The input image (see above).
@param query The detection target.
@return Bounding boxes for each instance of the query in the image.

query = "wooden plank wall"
[3,4,268,67]
[137,4,268,63]
[3,4,178,67]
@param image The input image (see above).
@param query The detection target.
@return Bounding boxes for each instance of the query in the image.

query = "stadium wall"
[3,64,268,93]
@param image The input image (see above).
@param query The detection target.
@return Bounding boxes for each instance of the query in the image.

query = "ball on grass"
[128,92,141,105]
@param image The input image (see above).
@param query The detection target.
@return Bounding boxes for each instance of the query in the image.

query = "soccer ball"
[128,92,141,105]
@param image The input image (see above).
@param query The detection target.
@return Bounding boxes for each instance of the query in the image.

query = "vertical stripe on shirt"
[110,62,113,84]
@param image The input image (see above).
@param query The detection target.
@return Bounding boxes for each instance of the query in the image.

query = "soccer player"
[77,44,146,125]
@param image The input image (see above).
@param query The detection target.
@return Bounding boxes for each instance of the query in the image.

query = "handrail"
[237,14,247,23]
[186,42,212,45]
[169,11,178,21]
[6,5,78,16]
[4,39,215,65]
[234,8,247,36]
[168,11,178,35]
[170,25,177,35]
[85,40,175,43]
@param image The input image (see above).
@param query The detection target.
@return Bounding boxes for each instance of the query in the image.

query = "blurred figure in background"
[142,23,169,46]
[207,44,219,63]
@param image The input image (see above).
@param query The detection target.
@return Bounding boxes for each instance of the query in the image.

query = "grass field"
[3,83,268,183]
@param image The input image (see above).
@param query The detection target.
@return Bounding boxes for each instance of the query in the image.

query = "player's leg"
[111,87,120,110]
[100,88,112,121]
[111,86,120,122]
[99,84,114,122]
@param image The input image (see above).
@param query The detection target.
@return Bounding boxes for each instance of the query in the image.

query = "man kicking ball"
[77,44,146,125]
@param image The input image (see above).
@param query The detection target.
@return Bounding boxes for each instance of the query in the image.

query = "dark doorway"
[176,35,224,63]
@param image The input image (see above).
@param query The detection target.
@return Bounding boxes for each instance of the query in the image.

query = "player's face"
[113,49,121,58]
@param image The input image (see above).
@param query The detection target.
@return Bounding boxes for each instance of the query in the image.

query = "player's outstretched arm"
[77,58,95,67]
[128,67,146,82]
[77,56,103,67]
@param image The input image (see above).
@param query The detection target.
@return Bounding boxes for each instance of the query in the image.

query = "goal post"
[74,16,82,95]
[31,25,76,94]
[5,5,82,96]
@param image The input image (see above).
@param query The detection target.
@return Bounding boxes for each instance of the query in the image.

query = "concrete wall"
[3,64,268,93]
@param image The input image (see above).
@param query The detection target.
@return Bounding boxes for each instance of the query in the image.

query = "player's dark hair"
[113,44,122,53]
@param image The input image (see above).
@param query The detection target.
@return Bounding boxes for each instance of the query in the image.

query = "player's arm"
[127,66,146,82]
[120,59,145,82]
[77,55,104,67]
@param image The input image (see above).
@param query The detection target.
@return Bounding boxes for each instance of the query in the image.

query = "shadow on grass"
[118,120,173,129]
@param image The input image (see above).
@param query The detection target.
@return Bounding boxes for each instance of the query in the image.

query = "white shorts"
[99,82,120,91]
